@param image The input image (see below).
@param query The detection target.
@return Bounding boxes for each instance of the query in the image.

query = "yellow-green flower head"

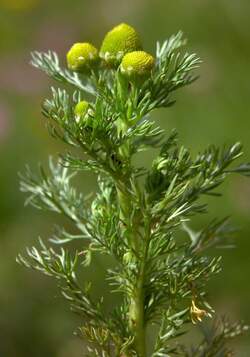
[100,23,142,66]
[120,51,155,80]
[75,100,89,116]
[74,100,90,123]
[67,43,99,72]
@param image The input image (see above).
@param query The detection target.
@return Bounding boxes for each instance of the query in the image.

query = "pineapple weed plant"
[17,23,250,357]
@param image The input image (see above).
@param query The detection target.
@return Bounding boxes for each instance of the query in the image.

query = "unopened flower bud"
[100,23,142,67]
[120,51,155,81]
[74,100,90,124]
[75,100,89,115]
[67,43,99,72]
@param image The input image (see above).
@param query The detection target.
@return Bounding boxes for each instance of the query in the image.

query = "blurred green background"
[0,0,250,356]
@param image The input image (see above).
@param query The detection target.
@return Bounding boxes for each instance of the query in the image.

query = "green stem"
[116,117,147,356]
[117,186,147,356]
[130,215,151,357]
[129,262,146,357]
[118,185,146,356]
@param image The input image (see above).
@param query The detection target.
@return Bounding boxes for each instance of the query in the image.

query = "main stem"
[129,259,146,357]
[117,187,146,357]
[117,118,146,356]
[131,218,150,357]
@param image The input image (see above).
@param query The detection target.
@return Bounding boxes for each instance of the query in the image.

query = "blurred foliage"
[0,0,249,356]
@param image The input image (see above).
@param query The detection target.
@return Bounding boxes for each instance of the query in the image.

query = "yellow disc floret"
[100,23,142,66]
[120,51,155,80]
[67,43,99,72]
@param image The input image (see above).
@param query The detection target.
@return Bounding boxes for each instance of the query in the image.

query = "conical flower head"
[120,51,155,81]
[100,23,142,66]
[67,43,99,72]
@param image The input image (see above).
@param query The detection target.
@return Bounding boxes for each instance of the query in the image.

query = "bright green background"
[0,0,250,355]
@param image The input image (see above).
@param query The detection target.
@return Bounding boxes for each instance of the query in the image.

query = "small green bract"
[67,42,98,72]
[99,23,142,66]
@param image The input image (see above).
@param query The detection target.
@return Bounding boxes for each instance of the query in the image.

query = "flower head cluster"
[66,23,155,124]
[67,23,154,79]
